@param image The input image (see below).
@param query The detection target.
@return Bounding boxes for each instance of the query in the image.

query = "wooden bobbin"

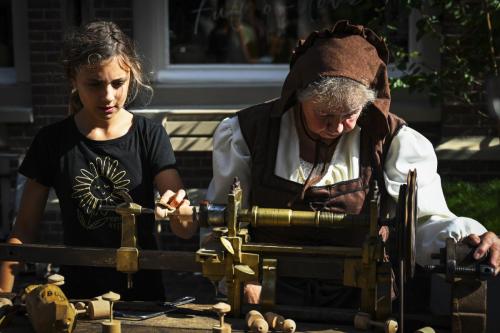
[282,319,296,333]
[47,274,65,286]
[264,312,285,330]
[354,312,371,330]
[88,299,111,319]
[245,310,268,333]
[101,320,121,333]
[0,298,13,309]
[212,302,231,333]
[101,291,121,333]
[353,312,398,333]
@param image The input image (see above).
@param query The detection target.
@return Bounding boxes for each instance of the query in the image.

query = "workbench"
[2,303,366,333]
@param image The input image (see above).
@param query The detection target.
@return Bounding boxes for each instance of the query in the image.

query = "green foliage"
[443,179,500,233]
[385,0,500,109]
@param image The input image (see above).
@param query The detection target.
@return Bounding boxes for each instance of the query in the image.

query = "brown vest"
[237,101,405,247]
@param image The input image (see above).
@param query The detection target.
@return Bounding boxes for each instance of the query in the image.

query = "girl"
[0,21,197,300]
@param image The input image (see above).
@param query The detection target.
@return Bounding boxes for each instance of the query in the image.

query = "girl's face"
[72,56,131,121]
[300,98,362,142]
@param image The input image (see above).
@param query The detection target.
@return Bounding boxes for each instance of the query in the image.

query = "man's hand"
[464,232,500,275]
[243,282,262,304]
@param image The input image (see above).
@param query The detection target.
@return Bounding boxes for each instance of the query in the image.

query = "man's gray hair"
[297,77,376,113]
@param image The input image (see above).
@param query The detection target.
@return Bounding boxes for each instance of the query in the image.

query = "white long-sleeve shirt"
[207,111,487,266]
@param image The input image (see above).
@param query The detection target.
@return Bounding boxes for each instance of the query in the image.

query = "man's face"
[300,99,362,142]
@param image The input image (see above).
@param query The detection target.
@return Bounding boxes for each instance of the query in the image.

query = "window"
[134,1,440,121]
[168,0,408,65]
[0,0,32,124]
[0,0,29,85]
[0,0,14,84]
[135,0,410,86]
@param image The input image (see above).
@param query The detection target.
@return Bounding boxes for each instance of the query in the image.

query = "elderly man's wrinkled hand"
[464,231,500,275]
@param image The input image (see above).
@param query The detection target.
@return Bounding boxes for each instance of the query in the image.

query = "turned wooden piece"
[47,274,65,286]
[101,292,121,333]
[73,301,87,316]
[101,321,121,333]
[245,310,268,333]
[354,312,398,333]
[264,312,296,332]
[415,327,436,333]
[264,312,285,330]
[0,298,12,308]
[282,319,297,333]
[88,297,111,319]
[211,302,231,333]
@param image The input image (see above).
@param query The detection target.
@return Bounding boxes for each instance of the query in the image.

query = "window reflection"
[168,0,408,64]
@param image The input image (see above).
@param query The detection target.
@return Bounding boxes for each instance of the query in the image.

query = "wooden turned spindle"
[101,292,121,333]
[47,274,65,286]
[211,302,231,333]
[282,318,297,333]
[245,310,268,333]
[264,312,285,330]
[354,312,398,333]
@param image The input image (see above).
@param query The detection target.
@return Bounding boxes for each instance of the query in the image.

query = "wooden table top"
[2,303,365,333]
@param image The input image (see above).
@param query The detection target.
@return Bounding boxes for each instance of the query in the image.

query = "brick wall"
[176,152,213,189]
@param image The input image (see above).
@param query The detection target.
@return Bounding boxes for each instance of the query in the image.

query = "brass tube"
[239,207,369,228]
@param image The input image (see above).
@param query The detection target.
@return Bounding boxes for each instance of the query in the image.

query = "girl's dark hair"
[62,21,152,114]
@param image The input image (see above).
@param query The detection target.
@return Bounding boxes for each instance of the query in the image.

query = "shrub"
[442,179,500,233]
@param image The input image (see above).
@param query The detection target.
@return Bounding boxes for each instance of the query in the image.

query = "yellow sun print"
[72,156,131,229]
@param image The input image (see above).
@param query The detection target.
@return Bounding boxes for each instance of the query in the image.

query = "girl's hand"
[155,189,198,239]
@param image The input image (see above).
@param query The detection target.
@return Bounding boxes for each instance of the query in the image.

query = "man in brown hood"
[207,21,499,305]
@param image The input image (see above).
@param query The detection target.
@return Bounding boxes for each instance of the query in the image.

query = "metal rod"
[400,259,405,333]
[242,243,362,257]
[0,244,200,272]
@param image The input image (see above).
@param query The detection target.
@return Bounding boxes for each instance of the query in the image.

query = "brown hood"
[271,20,392,139]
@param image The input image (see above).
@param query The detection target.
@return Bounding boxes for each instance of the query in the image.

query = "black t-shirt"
[20,114,176,300]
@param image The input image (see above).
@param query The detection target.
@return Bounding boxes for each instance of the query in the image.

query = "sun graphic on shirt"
[72,156,131,214]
